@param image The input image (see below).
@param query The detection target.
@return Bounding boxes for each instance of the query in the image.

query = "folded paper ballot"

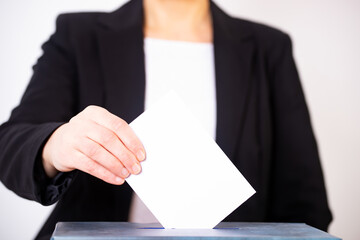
[127,91,255,229]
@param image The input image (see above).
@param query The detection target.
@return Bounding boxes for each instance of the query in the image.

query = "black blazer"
[0,0,332,238]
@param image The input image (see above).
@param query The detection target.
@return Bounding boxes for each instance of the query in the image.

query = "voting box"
[51,222,340,240]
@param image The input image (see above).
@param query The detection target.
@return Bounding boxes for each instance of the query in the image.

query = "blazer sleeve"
[269,34,332,230]
[0,14,78,206]
[266,33,332,231]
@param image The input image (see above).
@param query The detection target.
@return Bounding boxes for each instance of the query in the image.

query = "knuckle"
[84,105,97,112]
[84,161,97,174]
[109,162,123,174]
[104,155,119,168]
[107,161,118,171]
[101,132,117,146]
[118,151,135,166]
[111,118,127,132]
[69,115,84,126]
[82,106,93,116]
[69,116,77,124]
[128,139,141,151]
[83,105,104,116]
[84,143,100,159]
[117,150,129,161]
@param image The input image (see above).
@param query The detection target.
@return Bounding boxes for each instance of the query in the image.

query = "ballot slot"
[136,227,240,230]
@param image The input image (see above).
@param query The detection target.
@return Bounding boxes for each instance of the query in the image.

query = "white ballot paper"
[127,91,255,229]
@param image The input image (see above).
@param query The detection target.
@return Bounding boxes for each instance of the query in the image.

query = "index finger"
[81,106,146,162]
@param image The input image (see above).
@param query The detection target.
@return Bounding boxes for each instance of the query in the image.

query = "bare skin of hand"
[42,105,146,185]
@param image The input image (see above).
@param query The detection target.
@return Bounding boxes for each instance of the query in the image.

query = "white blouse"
[128,37,217,223]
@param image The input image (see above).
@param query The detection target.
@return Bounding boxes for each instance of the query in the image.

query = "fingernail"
[132,164,141,174]
[137,150,146,161]
[115,177,124,184]
[121,168,129,177]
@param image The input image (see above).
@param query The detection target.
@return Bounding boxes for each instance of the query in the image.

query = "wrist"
[42,133,59,178]
[42,156,58,178]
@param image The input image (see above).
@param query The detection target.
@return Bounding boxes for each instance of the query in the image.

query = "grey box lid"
[51,222,341,240]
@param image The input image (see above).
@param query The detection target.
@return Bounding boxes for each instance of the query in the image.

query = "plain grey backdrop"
[0,0,359,239]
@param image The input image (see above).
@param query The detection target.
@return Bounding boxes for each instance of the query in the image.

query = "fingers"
[74,151,125,185]
[77,137,130,179]
[81,106,146,162]
[80,122,141,175]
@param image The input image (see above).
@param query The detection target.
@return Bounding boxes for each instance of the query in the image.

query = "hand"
[42,105,145,185]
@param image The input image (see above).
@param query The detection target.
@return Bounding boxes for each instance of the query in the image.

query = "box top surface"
[51,222,340,240]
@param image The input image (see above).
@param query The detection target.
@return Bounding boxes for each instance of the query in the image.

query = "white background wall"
[0,0,359,239]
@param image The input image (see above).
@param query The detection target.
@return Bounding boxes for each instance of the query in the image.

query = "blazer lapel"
[211,2,255,161]
[95,0,255,163]
[96,0,145,123]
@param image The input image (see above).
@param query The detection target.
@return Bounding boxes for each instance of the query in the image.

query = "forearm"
[0,122,63,202]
